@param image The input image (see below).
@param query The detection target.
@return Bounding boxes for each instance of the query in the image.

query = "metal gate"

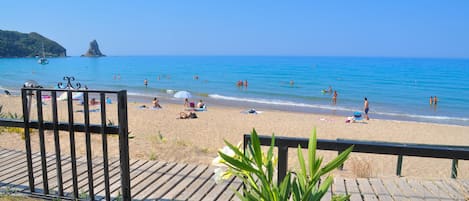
[20,86,130,200]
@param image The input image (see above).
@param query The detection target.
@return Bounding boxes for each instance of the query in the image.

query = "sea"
[1,56,468,126]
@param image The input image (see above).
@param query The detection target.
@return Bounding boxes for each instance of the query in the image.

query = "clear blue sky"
[1,1,468,58]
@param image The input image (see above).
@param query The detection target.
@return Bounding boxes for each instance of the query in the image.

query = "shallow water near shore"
[1,56,468,125]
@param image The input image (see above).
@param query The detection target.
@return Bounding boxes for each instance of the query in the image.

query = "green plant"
[213,128,353,201]
[78,190,88,200]
[115,191,122,201]
[149,152,157,161]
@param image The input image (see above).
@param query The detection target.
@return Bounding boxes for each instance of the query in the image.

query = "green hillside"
[0,29,66,57]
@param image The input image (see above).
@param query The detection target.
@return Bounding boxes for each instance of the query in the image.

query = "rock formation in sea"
[0,29,67,57]
[81,40,105,57]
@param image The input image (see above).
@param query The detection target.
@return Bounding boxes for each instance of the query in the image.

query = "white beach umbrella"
[173,90,192,99]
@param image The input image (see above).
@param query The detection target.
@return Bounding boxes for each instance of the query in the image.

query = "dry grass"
[349,157,373,178]
[0,195,41,201]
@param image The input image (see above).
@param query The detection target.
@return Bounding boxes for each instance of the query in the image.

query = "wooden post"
[396,155,403,177]
[451,159,458,179]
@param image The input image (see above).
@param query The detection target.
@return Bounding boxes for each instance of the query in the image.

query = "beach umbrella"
[174,90,192,99]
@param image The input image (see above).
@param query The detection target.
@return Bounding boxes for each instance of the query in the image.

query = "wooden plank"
[74,159,105,193]
[201,174,239,201]
[420,180,453,201]
[128,161,165,194]
[367,178,393,201]
[393,178,424,201]
[0,153,53,190]
[217,177,242,201]
[61,157,91,195]
[33,155,67,193]
[174,165,213,200]
[106,159,142,197]
[186,166,217,201]
[48,156,75,193]
[332,176,347,196]
[433,180,466,200]
[0,149,24,167]
[344,178,363,201]
[0,153,35,183]
[356,178,378,201]
[139,163,187,200]
[380,178,407,200]
[153,163,198,200]
[406,178,439,201]
[447,179,469,196]
[130,162,177,199]
[89,158,122,196]
[0,152,39,179]
[162,164,207,200]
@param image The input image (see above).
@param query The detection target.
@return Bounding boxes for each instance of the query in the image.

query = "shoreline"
[1,94,469,179]
[1,90,468,127]
[130,92,469,127]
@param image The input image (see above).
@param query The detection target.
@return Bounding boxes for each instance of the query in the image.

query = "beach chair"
[353,111,364,123]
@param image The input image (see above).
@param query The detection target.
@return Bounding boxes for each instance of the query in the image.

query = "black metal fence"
[244,134,469,183]
[0,88,130,200]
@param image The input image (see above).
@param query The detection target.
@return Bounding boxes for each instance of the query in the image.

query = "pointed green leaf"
[319,146,354,176]
[219,151,258,173]
[308,128,317,177]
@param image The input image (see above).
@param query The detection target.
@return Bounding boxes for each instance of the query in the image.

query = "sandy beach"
[0,94,468,179]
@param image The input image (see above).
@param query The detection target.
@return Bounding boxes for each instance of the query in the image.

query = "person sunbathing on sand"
[152,97,162,108]
[179,111,197,119]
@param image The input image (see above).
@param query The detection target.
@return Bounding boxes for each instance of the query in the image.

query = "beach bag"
[190,102,195,108]
[190,113,198,119]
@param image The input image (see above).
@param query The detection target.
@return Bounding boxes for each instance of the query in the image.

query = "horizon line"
[57,54,469,60]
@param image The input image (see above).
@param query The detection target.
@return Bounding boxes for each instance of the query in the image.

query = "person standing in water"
[430,96,433,105]
[144,79,148,88]
[332,90,338,105]
[364,97,370,120]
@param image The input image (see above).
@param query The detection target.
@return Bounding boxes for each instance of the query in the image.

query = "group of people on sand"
[184,98,205,109]
[179,98,205,119]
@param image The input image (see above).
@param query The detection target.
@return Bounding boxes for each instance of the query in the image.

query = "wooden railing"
[243,135,469,183]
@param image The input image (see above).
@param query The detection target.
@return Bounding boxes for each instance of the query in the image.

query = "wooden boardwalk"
[0,148,468,201]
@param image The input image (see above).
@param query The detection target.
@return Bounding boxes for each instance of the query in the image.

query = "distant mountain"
[0,29,66,58]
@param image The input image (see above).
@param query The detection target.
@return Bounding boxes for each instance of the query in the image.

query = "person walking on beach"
[332,90,338,105]
[144,79,148,88]
[364,97,370,120]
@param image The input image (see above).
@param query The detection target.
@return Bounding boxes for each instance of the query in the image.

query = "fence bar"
[0,119,118,134]
[117,91,131,200]
[83,93,95,200]
[396,155,403,177]
[67,91,79,199]
[51,91,64,196]
[277,145,288,184]
[21,89,35,192]
[36,90,49,194]
[451,159,458,179]
[100,92,111,201]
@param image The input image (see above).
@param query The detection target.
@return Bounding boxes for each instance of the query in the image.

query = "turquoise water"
[1,56,468,125]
